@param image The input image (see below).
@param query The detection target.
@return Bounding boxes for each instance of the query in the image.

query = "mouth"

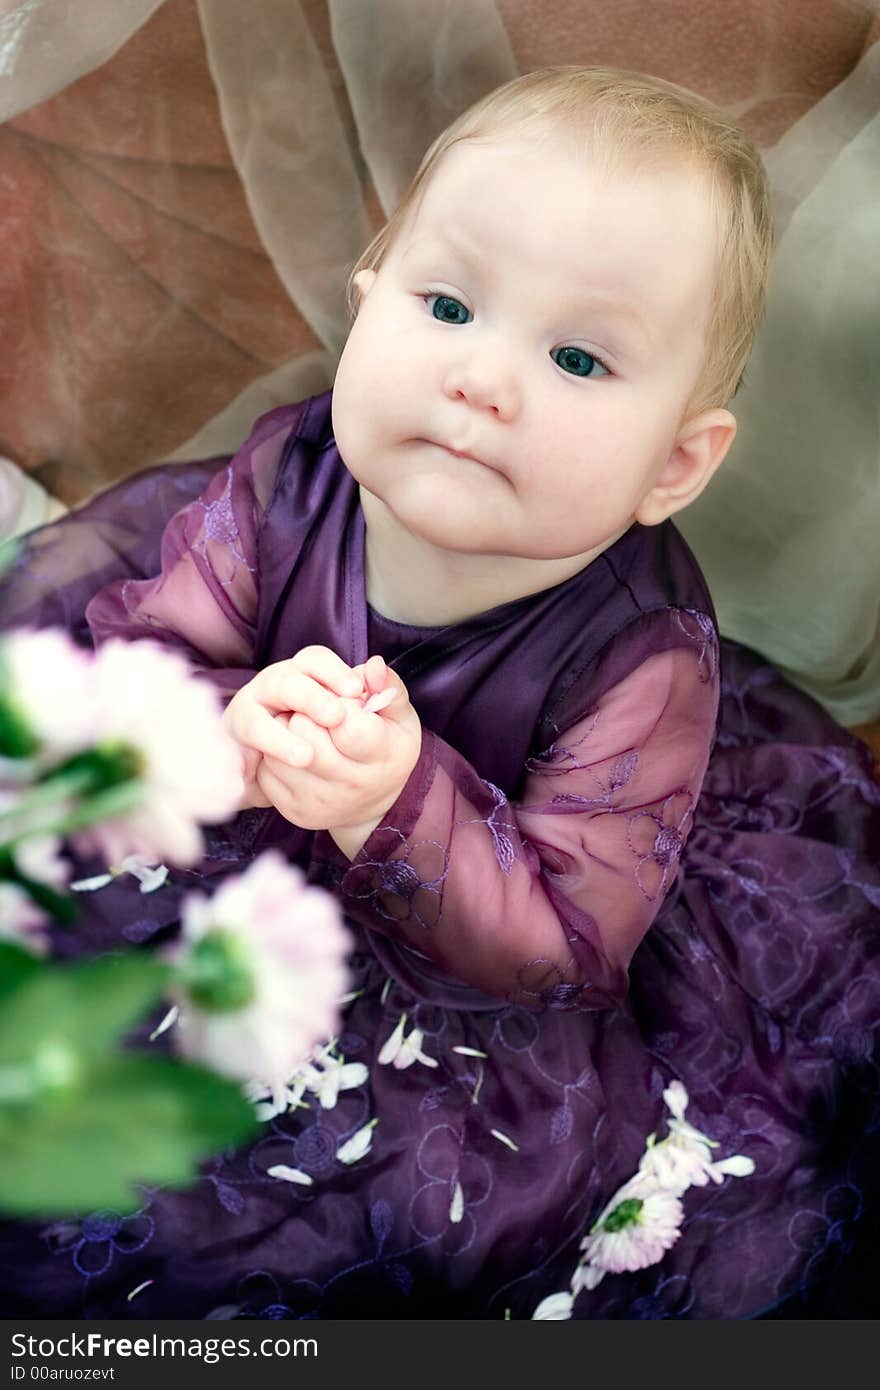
[421,439,491,470]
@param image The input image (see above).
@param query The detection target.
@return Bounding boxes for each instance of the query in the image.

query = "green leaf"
[0,942,44,1004]
[0,650,39,757]
[0,952,170,1068]
[0,1053,259,1217]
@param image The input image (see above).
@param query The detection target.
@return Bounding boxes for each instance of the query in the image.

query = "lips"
[423,438,488,469]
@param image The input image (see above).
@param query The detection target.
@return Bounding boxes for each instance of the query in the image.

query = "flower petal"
[713,1154,755,1178]
[532,1292,573,1320]
[449,1180,464,1224]
[378,1014,407,1066]
[662,1079,689,1120]
[337,1120,377,1165]
[267,1165,314,1186]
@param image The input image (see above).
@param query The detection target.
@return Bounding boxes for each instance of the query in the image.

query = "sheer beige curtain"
[1,0,878,726]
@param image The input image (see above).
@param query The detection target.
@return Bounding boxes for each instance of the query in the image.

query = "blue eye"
[428,294,472,325]
[551,346,609,378]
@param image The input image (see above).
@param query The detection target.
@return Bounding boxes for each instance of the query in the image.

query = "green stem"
[0,775,144,850]
[0,764,96,825]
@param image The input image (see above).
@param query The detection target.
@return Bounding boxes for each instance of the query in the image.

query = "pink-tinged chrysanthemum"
[574,1172,684,1291]
[166,851,353,1095]
[2,629,98,757]
[71,639,244,867]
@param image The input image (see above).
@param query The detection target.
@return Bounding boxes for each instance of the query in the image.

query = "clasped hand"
[223,646,422,856]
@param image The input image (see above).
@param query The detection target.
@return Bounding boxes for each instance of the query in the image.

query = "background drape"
[1,0,878,728]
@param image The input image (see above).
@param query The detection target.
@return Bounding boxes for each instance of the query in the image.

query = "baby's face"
[332,134,719,566]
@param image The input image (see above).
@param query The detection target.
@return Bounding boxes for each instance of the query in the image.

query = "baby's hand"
[257,656,422,855]
[222,646,365,809]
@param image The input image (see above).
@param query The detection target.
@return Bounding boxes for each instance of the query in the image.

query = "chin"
[387,498,498,553]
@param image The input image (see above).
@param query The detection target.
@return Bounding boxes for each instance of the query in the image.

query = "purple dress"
[2,390,879,1319]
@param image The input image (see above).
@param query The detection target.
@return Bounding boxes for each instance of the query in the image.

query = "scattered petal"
[378,1013,407,1066]
[148,1005,179,1042]
[711,1154,755,1179]
[449,1180,464,1224]
[452,1046,488,1058]
[662,1079,689,1121]
[337,1119,378,1165]
[490,1129,519,1152]
[120,857,169,894]
[532,1292,573,1320]
[126,1280,154,1302]
[338,989,364,1006]
[69,873,114,893]
[267,1165,314,1186]
[393,1026,438,1070]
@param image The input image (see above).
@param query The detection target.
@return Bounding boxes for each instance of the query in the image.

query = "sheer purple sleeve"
[315,629,719,1011]
[85,410,293,701]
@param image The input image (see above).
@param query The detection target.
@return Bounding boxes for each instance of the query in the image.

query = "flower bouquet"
[0,627,353,1219]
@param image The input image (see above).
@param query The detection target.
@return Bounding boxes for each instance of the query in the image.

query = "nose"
[441,342,522,420]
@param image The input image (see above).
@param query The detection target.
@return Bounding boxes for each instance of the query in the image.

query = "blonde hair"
[346,66,774,418]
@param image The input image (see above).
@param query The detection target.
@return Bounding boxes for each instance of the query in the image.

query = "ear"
[634,408,737,527]
[351,268,377,310]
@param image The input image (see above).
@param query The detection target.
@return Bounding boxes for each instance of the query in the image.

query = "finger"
[362,654,387,696]
[255,758,316,827]
[255,665,351,727]
[327,703,385,763]
[362,660,412,723]
[291,646,365,698]
[229,701,315,768]
[287,711,356,780]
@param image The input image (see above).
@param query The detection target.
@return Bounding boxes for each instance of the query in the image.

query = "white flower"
[2,629,98,757]
[337,1119,377,1165]
[71,639,244,867]
[166,851,352,1095]
[532,1291,574,1320]
[377,1012,438,1070]
[575,1172,684,1289]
